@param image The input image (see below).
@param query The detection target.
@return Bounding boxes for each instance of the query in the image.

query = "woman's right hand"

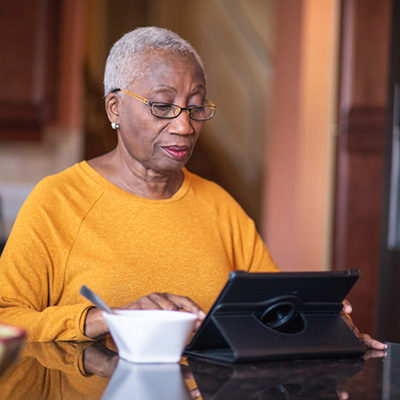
[84,292,206,339]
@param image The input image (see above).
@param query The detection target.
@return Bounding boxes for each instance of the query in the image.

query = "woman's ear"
[105,92,120,124]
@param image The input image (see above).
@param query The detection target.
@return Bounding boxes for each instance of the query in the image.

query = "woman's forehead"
[129,49,205,90]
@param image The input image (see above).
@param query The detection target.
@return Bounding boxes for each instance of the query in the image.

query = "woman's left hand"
[342,299,387,351]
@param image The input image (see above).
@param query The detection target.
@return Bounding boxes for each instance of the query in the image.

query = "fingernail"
[199,311,206,319]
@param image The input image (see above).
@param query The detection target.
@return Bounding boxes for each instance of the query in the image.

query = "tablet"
[184,270,365,363]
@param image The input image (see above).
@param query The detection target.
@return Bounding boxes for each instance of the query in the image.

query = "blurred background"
[0,0,399,341]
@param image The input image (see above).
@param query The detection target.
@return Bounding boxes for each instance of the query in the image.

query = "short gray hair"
[103,26,205,96]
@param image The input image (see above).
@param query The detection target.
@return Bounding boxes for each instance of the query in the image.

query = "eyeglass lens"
[150,103,215,120]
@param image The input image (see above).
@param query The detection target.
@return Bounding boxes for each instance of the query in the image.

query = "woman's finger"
[342,298,353,314]
[165,293,206,320]
[148,292,180,310]
[337,390,349,400]
[190,388,202,399]
[340,312,387,350]
[121,295,162,310]
[340,311,359,334]
[359,333,387,350]
[118,293,206,330]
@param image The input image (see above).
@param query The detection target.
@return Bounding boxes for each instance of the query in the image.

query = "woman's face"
[109,50,206,175]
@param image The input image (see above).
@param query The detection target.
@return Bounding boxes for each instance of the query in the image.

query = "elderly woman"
[0,27,384,350]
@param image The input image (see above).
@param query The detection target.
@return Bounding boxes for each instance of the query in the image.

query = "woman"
[0,27,384,350]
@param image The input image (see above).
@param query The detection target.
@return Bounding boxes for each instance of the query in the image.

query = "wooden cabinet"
[0,0,60,140]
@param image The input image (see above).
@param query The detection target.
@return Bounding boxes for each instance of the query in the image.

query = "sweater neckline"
[78,161,191,204]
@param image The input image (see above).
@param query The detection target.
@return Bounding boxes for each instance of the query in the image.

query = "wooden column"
[333,0,391,334]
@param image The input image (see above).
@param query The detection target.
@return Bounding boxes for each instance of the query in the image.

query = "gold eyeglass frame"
[111,88,216,121]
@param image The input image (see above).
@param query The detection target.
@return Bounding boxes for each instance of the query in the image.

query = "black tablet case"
[184,270,365,363]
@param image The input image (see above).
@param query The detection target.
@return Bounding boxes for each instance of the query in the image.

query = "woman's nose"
[168,110,195,135]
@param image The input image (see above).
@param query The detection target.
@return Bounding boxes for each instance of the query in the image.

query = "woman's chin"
[148,159,189,175]
[155,154,191,173]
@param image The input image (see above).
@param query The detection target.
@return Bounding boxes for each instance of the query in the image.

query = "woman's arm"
[0,180,94,341]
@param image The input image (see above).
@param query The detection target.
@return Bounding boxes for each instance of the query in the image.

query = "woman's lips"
[162,146,190,161]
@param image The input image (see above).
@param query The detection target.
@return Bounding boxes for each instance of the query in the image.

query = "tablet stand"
[185,270,366,363]
[194,296,365,362]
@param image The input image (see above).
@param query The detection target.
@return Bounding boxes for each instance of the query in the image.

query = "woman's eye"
[153,103,171,110]
[152,103,174,117]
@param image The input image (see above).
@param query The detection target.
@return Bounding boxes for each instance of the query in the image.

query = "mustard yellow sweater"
[0,162,278,341]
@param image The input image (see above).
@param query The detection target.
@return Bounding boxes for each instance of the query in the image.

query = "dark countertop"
[187,349,394,400]
[0,341,399,399]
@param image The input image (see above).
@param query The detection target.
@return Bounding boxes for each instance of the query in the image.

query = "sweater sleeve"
[228,198,280,273]
[246,228,280,273]
[0,179,94,342]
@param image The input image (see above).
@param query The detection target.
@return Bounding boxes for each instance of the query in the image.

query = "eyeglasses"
[111,88,216,121]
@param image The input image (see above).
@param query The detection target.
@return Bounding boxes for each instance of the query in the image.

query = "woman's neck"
[87,149,184,199]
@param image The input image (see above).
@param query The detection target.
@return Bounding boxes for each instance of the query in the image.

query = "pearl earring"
[111,122,120,130]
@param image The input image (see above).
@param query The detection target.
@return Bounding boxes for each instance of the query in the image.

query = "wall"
[262,0,340,270]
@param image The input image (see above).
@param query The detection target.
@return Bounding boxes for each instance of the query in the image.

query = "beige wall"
[262,0,340,271]
[181,0,276,225]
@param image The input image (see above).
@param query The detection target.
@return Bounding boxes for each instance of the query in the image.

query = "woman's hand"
[83,341,119,377]
[84,292,206,339]
[120,292,206,329]
[341,299,387,351]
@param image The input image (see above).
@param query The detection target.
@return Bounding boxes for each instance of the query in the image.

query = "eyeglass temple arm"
[111,88,149,105]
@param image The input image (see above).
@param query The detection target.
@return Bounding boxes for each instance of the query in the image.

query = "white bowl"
[102,359,191,399]
[103,310,197,363]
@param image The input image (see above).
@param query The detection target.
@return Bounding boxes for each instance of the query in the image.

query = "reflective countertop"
[0,340,399,399]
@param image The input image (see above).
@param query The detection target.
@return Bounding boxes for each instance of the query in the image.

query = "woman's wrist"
[84,307,108,339]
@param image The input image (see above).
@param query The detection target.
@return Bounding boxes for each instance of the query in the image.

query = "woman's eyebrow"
[191,85,206,94]
[152,84,206,94]
[153,84,176,92]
